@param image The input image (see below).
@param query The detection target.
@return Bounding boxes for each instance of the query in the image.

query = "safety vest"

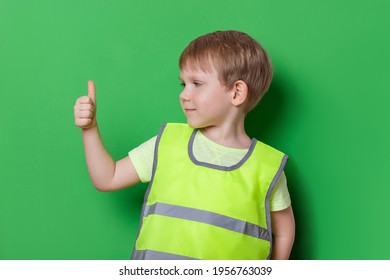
[132,123,288,260]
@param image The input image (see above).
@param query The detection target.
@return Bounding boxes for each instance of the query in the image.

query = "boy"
[74,30,295,259]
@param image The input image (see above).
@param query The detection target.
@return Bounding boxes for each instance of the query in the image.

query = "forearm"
[271,233,294,260]
[82,126,115,191]
[270,206,295,260]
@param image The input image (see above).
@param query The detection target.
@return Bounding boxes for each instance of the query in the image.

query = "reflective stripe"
[133,249,197,260]
[144,202,270,240]
[265,154,289,260]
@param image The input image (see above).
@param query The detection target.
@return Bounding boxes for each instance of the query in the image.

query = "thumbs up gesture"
[74,80,97,129]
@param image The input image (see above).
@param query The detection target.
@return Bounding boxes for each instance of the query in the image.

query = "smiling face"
[179,64,233,129]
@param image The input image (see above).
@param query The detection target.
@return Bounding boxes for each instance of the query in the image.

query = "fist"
[74,80,97,129]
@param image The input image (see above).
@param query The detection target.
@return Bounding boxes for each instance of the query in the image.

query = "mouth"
[184,108,196,113]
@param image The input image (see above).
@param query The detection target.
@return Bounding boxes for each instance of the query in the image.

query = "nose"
[180,87,190,102]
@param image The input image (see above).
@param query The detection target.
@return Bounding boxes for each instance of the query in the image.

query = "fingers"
[74,102,96,128]
[76,103,94,111]
[75,118,93,128]
[76,95,94,105]
[74,109,94,118]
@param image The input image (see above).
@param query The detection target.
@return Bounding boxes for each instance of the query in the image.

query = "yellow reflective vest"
[132,123,288,260]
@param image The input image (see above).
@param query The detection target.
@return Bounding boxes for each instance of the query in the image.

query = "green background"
[1,0,389,260]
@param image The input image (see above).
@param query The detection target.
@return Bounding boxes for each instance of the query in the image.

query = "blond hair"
[179,30,273,112]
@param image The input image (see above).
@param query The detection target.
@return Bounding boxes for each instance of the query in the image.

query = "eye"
[193,81,202,87]
[180,82,186,87]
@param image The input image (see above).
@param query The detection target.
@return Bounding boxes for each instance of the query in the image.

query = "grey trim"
[188,129,258,171]
[144,202,270,241]
[133,250,198,260]
[265,154,289,260]
[131,123,167,260]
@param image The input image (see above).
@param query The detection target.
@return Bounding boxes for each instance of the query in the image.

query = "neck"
[200,116,251,149]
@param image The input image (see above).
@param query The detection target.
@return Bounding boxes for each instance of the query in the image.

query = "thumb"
[88,80,96,104]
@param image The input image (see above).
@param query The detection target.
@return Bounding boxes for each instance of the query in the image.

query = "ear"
[231,80,248,107]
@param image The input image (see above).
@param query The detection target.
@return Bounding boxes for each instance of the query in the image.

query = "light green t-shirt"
[129,130,291,211]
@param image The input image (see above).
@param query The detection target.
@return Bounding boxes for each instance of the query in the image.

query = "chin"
[186,120,206,129]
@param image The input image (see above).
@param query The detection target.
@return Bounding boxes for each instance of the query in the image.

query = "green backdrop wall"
[1,0,389,260]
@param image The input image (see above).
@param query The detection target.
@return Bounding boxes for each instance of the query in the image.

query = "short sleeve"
[270,171,291,211]
[128,136,157,183]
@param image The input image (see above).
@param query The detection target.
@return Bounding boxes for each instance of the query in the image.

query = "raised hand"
[74,80,97,129]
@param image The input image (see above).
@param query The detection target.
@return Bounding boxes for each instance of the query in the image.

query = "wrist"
[82,124,99,134]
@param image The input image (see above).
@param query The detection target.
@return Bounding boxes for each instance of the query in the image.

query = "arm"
[74,80,141,191]
[270,206,295,260]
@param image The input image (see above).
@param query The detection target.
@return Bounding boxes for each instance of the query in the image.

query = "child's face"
[179,64,233,129]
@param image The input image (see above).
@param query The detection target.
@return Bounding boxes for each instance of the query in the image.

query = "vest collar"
[188,128,258,171]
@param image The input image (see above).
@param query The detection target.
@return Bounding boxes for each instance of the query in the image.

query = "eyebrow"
[179,73,204,81]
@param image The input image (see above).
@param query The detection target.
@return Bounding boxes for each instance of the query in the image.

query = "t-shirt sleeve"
[270,171,291,212]
[128,136,157,183]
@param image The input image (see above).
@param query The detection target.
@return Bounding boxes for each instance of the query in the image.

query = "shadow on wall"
[245,77,315,260]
